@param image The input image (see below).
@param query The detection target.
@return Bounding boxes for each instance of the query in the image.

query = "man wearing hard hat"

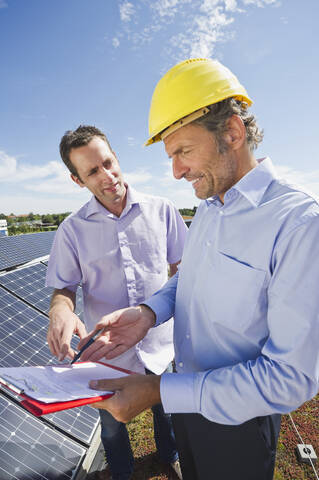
[81,58,319,480]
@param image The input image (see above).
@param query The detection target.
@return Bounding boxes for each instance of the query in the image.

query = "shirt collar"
[84,184,147,219]
[205,157,278,208]
[233,157,278,207]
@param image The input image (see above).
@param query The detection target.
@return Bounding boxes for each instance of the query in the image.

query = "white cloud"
[113,0,279,59]
[127,136,138,146]
[0,150,85,196]
[24,173,82,195]
[243,0,280,6]
[112,37,120,48]
[225,0,239,10]
[119,1,135,22]
[0,156,72,184]
[124,169,153,184]
[150,0,192,19]
[276,165,319,198]
[0,151,17,178]
[190,6,235,57]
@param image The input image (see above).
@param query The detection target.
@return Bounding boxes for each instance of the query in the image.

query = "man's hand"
[88,373,161,423]
[77,305,156,362]
[47,288,87,361]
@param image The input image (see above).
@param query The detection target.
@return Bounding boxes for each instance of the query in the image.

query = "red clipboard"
[0,361,135,417]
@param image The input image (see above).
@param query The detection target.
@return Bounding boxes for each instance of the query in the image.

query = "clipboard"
[0,361,135,417]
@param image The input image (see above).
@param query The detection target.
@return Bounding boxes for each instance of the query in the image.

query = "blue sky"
[0,0,318,214]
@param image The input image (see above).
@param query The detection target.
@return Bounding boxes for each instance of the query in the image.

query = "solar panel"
[0,394,86,480]
[0,288,99,445]
[0,263,84,320]
[0,231,55,272]
[45,404,100,445]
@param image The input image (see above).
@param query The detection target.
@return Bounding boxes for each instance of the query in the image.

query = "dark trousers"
[172,412,281,480]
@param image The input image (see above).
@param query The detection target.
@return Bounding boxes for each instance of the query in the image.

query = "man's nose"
[172,156,188,180]
[101,168,115,181]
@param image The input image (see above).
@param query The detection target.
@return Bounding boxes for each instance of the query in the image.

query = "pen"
[70,330,102,365]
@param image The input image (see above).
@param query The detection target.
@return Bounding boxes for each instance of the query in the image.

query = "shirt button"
[178,362,183,368]
[186,334,190,339]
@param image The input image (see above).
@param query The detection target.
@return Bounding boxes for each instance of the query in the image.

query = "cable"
[288,412,319,480]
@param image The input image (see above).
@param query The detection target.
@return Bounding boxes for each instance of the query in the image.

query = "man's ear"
[71,173,85,188]
[223,115,246,151]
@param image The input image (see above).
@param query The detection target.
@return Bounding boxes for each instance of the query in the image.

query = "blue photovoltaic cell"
[0,288,54,368]
[0,394,86,480]
[0,288,99,445]
[46,404,100,444]
[0,231,55,272]
[0,262,84,320]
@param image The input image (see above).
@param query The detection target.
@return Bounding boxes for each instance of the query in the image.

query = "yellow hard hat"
[145,58,252,146]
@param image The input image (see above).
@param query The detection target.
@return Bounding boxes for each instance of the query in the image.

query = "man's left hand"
[89,373,161,423]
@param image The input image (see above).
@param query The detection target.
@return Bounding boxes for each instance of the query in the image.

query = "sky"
[0,0,318,215]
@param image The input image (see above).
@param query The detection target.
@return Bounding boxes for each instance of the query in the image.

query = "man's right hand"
[77,305,156,362]
[47,289,87,361]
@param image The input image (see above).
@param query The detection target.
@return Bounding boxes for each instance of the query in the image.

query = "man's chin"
[194,189,208,200]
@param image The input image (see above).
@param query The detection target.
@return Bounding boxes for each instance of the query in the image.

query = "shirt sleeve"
[165,201,188,265]
[144,273,178,326]
[161,215,319,424]
[45,221,82,293]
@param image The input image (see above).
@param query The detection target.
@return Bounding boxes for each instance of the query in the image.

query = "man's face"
[164,123,238,201]
[70,136,126,211]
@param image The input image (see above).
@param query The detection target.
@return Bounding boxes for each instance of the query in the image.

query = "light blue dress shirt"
[46,186,187,374]
[146,158,319,425]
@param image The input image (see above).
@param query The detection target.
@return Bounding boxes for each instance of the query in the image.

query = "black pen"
[70,330,102,365]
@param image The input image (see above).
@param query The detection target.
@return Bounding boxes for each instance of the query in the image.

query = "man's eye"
[103,161,112,169]
[88,169,98,176]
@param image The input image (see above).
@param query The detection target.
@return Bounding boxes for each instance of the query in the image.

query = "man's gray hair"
[193,98,263,153]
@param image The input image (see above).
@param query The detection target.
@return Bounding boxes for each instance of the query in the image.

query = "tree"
[179,208,195,216]
[42,214,54,224]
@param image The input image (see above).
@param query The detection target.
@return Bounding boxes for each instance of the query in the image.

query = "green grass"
[125,394,319,479]
[127,410,177,479]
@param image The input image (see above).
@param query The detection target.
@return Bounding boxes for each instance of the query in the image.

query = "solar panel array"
[0,232,101,479]
[0,231,56,272]
[0,262,84,320]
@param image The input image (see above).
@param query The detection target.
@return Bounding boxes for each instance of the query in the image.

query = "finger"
[89,400,131,423]
[47,333,58,357]
[80,338,113,362]
[89,401,106,409]
[103,343,132,360]
[95,309,127,330]
[76,320,88,340]
[59,343,74,362]
[58,322,77,361]
[81,339,128,362]
[47,329,64,358]
[77,328,103,350]
[89,378,122,391]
